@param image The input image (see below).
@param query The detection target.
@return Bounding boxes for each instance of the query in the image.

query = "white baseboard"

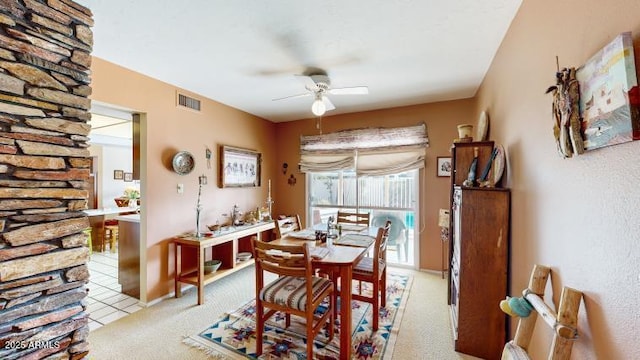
[142,284,197,307]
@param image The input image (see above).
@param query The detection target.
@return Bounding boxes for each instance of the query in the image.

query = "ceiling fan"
[273,72,368,116]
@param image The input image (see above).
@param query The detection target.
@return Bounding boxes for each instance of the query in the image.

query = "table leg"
[175,243,182,298]
[197,246,205,305]
[339,264,352,359]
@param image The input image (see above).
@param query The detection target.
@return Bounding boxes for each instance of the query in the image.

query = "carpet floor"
[88,266,480,360]
[183,273,411,359]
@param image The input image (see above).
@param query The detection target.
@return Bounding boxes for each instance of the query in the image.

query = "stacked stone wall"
[0,0,93,358]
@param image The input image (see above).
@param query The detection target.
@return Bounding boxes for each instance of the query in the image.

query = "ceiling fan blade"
[295,74,320,92]
[272,93,311,101]
[328,86,369,95]
[323,96,335,111]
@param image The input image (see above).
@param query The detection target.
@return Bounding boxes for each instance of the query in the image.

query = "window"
[308,171,416,209]
[307,169,418,266]
[301,124,427,267]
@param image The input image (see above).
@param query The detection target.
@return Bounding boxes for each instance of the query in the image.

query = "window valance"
[299,123,429,175]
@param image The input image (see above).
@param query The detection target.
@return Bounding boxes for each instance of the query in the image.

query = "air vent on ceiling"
[176,92,201,112]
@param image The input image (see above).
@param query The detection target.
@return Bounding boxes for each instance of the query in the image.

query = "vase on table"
[128,198,137,208]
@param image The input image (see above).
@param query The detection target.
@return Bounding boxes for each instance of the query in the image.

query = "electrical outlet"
[177,183,184,194]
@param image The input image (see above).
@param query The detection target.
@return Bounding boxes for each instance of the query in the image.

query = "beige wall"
[477,0,640,358]
[90,58,277,302]
[89,0,640,355]
[275,100,475,271]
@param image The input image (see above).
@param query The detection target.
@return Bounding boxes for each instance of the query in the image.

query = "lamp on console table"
[195,175,207,238]
[265,179,273,221]
[438,208,450,279]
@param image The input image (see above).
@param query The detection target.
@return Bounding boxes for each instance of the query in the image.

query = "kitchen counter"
[84,207,138,217]
[116,214,140,223]
[85,209,142,298]
[118,217,140,299]
[85,208,137,252]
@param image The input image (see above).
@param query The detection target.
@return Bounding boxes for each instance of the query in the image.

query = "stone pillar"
[0,0,94,358]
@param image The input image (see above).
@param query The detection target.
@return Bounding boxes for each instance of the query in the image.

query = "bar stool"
[104,219,119,253]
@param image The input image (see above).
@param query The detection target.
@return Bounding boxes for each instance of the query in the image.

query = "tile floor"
[86,251,143,331]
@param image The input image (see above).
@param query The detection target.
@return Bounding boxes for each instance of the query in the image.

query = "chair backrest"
[252,237,312,278]
[252,237,315,312]
[372,220,391,269]
[274,215,302,238]
[336,211,370,226]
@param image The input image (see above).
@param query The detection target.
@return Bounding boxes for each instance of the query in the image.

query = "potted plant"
[124,187,140,208]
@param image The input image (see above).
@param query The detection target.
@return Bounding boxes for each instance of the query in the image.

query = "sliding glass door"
[307,169,418,267]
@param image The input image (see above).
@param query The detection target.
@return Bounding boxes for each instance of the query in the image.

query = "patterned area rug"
[184,273,412,359]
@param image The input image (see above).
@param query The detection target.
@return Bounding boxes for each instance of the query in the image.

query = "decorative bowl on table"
[114,197,129,207]
[204,259,221,274]
[237,252,252,262]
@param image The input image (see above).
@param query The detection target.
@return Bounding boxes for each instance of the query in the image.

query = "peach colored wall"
[275,100,475,271]
[476,0,640,358]
[90,58,277,302]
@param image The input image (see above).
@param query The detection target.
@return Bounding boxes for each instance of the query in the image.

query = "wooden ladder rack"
[503,264,583,360]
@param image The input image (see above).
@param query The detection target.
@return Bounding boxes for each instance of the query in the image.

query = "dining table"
[270,225,377,359]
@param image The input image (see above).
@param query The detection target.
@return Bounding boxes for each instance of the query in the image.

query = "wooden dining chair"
[251,237,335,358]
[274,215,302,238]
[336,210,370,227]
[352,220,391,331]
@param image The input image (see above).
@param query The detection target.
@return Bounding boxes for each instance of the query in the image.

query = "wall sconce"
[282,162,288,175]
[438,208,450,228]
[288,174,297,186]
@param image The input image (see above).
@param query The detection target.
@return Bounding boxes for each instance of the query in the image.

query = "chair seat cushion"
[501,341,531,360]
[259,275,332,311]
[352,257,385,278]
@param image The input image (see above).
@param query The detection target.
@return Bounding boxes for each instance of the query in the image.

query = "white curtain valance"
[298,155,354,173]
[300,123,429,155]
[357,151,425,176]
[299,123,428,175]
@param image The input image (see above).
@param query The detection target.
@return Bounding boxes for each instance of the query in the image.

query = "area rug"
[184,273,412,359]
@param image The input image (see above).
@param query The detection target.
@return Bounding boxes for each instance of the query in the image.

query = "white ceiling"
[77,0,522,123]
[90,113,132,139]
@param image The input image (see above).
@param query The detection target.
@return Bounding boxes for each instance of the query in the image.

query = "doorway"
[87,103,143,330]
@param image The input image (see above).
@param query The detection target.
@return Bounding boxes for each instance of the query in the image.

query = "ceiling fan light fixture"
[311,96,326,116]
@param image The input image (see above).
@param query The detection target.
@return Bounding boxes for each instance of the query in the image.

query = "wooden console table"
[172,221,275,305]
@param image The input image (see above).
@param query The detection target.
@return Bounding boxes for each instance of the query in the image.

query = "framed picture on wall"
[576,32,640,151]
[114,169,124,180]
[219,145,261,188]
[124,172,133,182]
[437,157,452,177]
